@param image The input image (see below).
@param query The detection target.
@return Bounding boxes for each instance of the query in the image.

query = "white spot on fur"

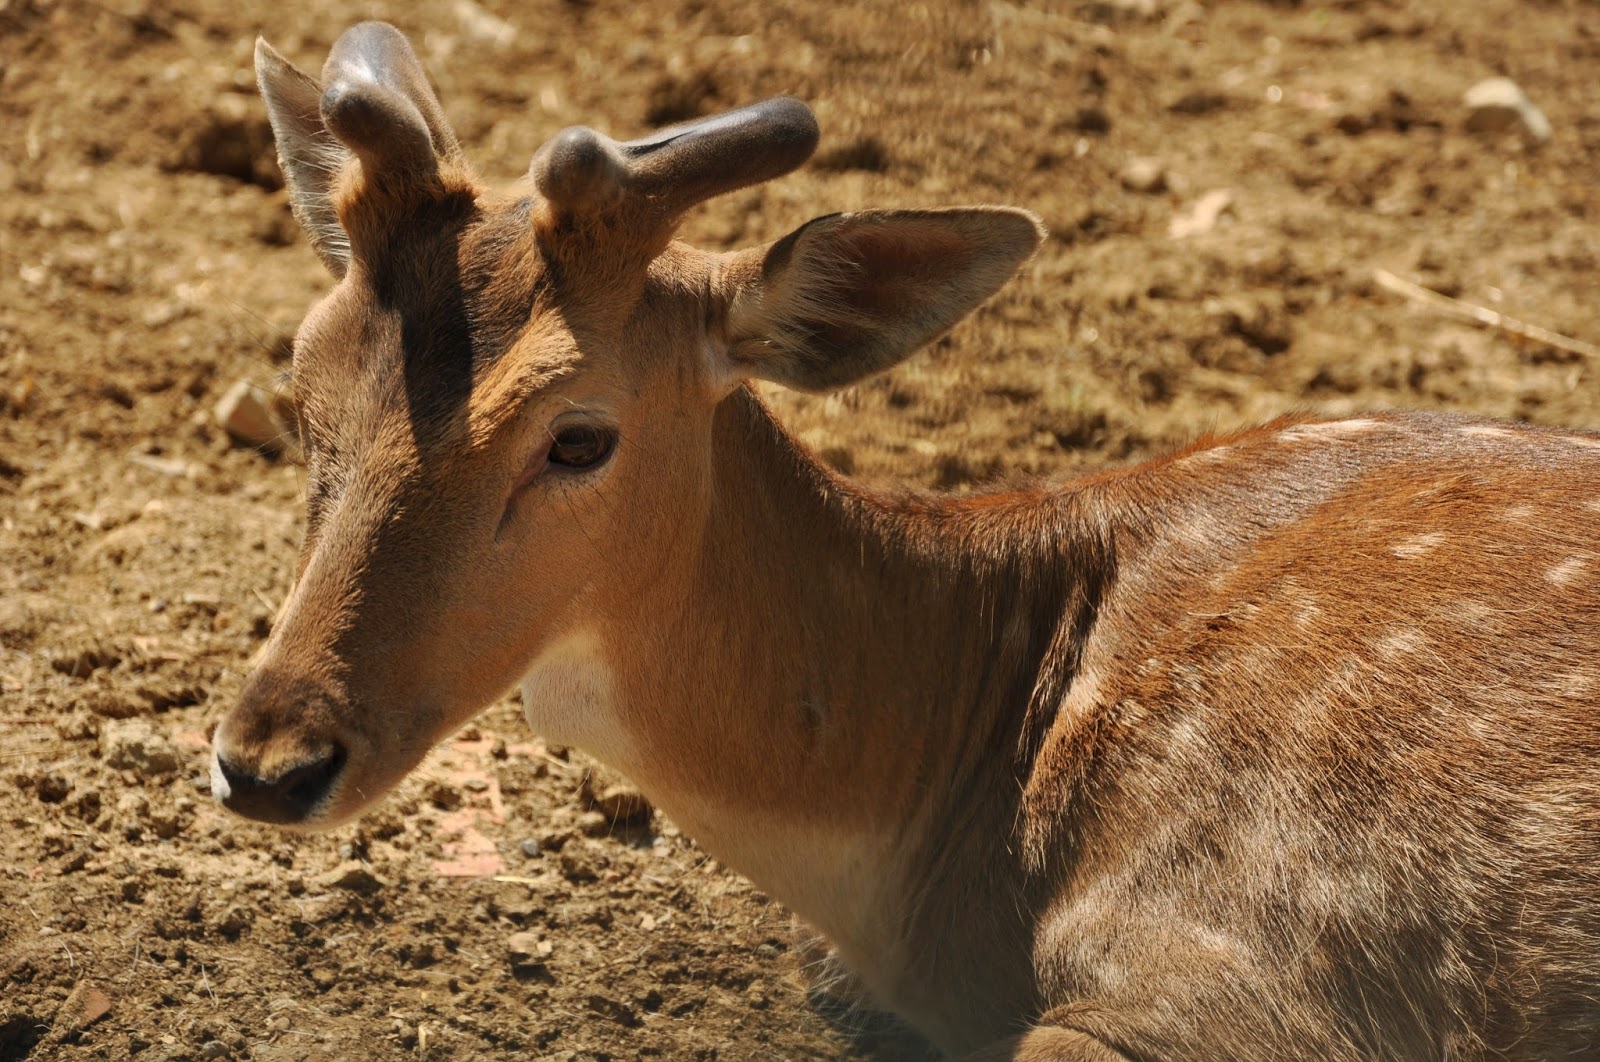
[518,631,630,766]
[1292,598,1321,628]
[1563,435,1600,450]
[1462,425,1515,439]
[1059,665,1102,724]
[1586,499,1600,515]
[1451,600,1498,630]
[1546,557,1589,587]
[1552,669,1595,699]
[1279,419,1380,442]
[1375,626,1426,662]
[1392,532,1445,559]
[1502,504,1537,522]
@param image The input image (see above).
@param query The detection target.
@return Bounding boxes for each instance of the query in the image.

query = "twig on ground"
[1373,268,1600,360]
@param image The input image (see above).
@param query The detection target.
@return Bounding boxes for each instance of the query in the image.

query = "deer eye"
[548,424,617,470]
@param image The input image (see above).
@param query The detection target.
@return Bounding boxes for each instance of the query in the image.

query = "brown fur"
[214,24,1600,1061]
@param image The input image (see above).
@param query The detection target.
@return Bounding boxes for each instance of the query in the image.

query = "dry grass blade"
[1373,268,1600,360]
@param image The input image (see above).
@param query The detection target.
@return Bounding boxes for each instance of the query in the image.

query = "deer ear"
[255,38,351,277]
[721,208,1044,393]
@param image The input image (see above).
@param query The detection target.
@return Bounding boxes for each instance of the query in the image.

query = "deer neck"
[584,387,1093,1001]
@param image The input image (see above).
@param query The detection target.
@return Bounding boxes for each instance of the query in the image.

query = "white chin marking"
[208,749,231,803]
[518,631,629,767]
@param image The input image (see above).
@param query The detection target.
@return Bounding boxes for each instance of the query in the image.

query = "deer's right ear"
[255,38,351,277]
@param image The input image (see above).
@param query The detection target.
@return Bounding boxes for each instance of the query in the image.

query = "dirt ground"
[2,0,1597,1058]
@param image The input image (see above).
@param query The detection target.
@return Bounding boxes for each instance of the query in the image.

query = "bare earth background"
[2,0,1598,1058]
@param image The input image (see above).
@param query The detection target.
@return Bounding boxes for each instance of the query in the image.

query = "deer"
[209,21,1600,1061]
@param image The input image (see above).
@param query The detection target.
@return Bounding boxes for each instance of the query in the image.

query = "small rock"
[1463,77,1551,143]
[1168,188,1234,239]
[53,982,113,1034]
[214,379,290,453]
[507,931,555,983]
[199,1040,229,1059]
[314,861,386,893]
[1118,157,1167,194]
[102,719,182,775]
[506,931,542,962]
[519,838,541,858]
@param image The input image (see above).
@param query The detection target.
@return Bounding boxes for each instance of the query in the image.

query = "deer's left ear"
[717,207,1044,393]
[256,38,352,277]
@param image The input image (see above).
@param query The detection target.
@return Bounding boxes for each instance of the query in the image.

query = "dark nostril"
[217,745,347,825]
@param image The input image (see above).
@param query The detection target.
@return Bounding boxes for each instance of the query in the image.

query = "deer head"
[210,21,1041,827]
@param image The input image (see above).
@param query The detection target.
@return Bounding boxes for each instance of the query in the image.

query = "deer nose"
[213,745,347,825]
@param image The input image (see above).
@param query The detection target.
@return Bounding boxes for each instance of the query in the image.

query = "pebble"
[1463,77,1551,143]
[101,719,182,775]
[214,379,289,453]
[1168,188,1234,239]
[1119,157,1167,193]
[519,838,541,858]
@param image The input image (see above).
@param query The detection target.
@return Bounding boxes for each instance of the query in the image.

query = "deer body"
[211,23,1600,1059]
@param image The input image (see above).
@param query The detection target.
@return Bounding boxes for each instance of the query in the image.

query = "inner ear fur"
[256,38,352,276]
[723,207,1044,393]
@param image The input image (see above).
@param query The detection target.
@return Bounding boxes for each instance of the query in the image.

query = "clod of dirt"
[1205,294,1294,357]
[425,779,463,811]
[1119,157,1167,194]
[814,136,892,174]
[586,993,643,1028]
[50,641,123,679]
[169,96,280,189]
[314,861,387,893]
[1167,88,1229,115]
[79,684,140,720]
[1463,77,1551,143]
[585,782,654,827]
[35,774,72,804]
[213,906,254,940]
[135,676,204,713]
[101,719,181,775]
